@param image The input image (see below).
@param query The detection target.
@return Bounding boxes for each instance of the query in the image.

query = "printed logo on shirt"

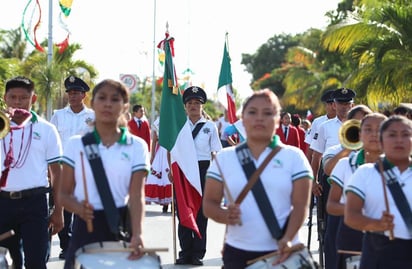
[121,152,130,161]
[272,158,283,168]
[33,132,41,140]
[313,133,318,140]
[203,127,211,134]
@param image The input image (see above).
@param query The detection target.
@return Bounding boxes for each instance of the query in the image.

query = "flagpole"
[46,0,53,120]
[150,0,157,124]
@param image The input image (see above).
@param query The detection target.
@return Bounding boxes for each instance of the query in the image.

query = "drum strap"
[235,142,284,239]
[82,132,120,235]
[375,157,412,236]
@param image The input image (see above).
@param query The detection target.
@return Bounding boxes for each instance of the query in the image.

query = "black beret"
[64,76,90,92]
[320,90,335,103]
[182,86,207,104]
[331,88,356,103]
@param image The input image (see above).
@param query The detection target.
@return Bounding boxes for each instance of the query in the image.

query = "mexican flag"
[217,34,237,124]
[158,32,202,238]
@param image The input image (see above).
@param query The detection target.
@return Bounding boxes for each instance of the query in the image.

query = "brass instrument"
[339,119,363,150]
[0,111,10,139]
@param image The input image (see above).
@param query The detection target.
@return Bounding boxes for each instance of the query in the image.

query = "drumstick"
[213,153,241,225]
[80,152,93,233]
[378,159,395,240]
[337,250,362,256]
[83,247,169,254]
[246,243,305,265]
[0,230,14,241]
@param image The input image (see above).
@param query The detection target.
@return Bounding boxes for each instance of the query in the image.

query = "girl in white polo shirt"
[60,79,150,269]
[326,113,386,268]
[345,115,412,268]
[203,89,313,268]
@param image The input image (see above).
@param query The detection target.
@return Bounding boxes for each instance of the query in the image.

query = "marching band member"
[60,79,150,269]
[0,76,63,269]
[310,88,356,268]
[50,75,95,260]
[345,115,412,268]
[326,113,387,268]
[203,89,313,268]
[173,86,222,266]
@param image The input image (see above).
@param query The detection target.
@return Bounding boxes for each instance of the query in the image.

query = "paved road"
[41,204,320,268]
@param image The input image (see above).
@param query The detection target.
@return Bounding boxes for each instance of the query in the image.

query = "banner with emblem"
[158,31,202,238]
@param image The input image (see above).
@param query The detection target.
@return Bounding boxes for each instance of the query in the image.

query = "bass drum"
[75,241,161,269]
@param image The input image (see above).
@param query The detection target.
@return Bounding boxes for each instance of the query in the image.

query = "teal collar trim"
[356,149,365,165]
[268,135,280,149]
[93,127,128,145]
[30,110,38,122]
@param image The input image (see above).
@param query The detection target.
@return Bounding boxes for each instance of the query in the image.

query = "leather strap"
[235,143,283,239]
[235,144,281,204]
[82,132,120,235]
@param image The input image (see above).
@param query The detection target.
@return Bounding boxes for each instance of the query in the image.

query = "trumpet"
[339,119,363,150]
[0,111,10,139]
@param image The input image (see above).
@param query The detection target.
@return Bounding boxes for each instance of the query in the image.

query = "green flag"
[158,36,186,151]
[157,33,202,237]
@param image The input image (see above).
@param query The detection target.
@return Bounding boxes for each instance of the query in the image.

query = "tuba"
[339,119,363,150]
[0,111,10,139]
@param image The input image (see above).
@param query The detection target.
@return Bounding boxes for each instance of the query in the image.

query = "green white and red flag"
[158,32,202,237]
[217,33,237,124]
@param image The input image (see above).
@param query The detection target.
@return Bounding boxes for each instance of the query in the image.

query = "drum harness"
[82,132,127,239]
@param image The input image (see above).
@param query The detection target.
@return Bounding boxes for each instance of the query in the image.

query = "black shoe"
[191,257,203,266]
[162,204,169,213]
[58,250,66,260]
[175,257,191,265]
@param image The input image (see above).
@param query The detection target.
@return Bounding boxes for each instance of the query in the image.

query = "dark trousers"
[222,243,273,269]
[64,207,127,269]
[0,194,49,269]
[58,209,73,251]
[177,160,210,260]
[360,232,412,269]
[335,217,364,269]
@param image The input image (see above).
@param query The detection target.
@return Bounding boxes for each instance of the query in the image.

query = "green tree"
[241,33,300,81]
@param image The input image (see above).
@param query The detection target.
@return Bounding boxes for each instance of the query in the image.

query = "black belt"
[0,187,50,200]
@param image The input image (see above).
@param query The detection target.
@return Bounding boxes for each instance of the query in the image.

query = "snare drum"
[246,247,317,269]
[346,255,361,269]
[0,247,9,269]
[75,241,161,269]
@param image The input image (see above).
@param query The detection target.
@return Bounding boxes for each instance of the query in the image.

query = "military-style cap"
[320,90,335,103]
[182,86,207,104]
[331,88,356,103]
[64,76,90,92]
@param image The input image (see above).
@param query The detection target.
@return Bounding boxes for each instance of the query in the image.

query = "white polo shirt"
[206,143,313,251]
[50,106,95,148]
[310,117,342,154]
[1,112,62,191]
[327,150,361,204]
[61,128,150,210]
[346,162,412,239]
[188,117,222,161]
[304,114,329,145]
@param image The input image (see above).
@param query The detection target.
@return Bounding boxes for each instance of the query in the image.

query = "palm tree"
[322,2,412,109]
[20,41,97,115]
